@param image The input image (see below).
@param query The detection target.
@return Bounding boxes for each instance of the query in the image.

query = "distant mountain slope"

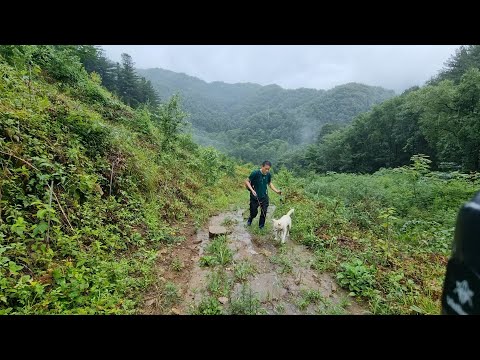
[138,68,396,164]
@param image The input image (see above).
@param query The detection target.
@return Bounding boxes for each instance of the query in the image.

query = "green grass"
[229,284,265,315]
[274,303,286,314]
[296,289,324,311]
[269,247,293,274]
[316,297,349,315]
[199,235,233,267]
[233,259,256,282]
[271,166,479,314]
[221,217,237,227]
[207,269,233,298]
[191,295,223,315]
[171,257,184,272]
[162,281,181,309]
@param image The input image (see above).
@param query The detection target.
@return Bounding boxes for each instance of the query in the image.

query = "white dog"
[272,209,294,244]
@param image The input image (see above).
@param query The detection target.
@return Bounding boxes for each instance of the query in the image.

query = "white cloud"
[100,45,461,93]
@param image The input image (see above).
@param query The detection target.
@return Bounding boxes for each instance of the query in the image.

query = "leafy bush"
[336,259,376,297]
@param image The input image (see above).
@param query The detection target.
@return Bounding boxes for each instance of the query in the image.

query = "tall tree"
[73,45,118,93]
[416,68,480,170]
[138,77,160,110]
[118,53,139,107]
[430,45,480,85]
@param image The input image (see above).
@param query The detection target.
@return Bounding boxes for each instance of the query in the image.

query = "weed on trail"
[199,235,233,267]
[229,284,265,315]
[171,257,184,272]
[191,295,223,315]
[221,217,237,227]
[207,269,233,298]
[234,260,256,282]
[270,247,293,275]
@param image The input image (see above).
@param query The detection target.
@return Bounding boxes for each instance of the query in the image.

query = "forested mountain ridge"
[293,45,480,174]
[138,67,396,164]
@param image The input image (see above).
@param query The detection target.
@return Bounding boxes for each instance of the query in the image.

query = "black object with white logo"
[441,192,480,314]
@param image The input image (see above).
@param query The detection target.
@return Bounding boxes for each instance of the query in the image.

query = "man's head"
[261,160,272,174]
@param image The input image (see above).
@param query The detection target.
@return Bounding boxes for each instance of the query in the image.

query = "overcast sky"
[100,45,462,94]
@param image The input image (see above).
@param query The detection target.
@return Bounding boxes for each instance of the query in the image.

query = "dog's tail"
[287,208,294,216]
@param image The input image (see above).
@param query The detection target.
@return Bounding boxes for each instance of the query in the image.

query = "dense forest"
[0,45,161,110]
[287,46,480,174]
[137,68,395,165]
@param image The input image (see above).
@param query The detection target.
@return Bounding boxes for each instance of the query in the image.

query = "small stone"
[209,226,227,238]
[193,238,202,244]
[218,297,229,304]
[145,298,156,306]
[171,307,182,315]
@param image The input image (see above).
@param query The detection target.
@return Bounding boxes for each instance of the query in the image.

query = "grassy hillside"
[272,158,478,314]
[0,46,248,314]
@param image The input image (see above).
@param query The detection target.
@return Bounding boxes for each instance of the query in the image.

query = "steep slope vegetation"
[0,46,245,314]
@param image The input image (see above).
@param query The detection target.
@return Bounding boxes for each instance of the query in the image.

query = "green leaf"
[36,209,48,219]
[8,261,23,275]
[409,305,424,314]
[11,217,27,236]
[32,221,49,236]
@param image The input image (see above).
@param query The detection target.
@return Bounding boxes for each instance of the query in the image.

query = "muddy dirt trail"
[141,204,370,315]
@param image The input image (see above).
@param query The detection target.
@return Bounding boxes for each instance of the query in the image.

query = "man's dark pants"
[248,194,269,228]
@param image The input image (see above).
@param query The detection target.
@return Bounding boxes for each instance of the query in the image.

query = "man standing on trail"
[245,160,282,229]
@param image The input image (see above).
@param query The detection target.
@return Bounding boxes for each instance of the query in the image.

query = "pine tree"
[118,53,139,107]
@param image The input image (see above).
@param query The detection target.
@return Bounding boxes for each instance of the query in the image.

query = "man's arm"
[245,178,257,197]
[269,182,282,195]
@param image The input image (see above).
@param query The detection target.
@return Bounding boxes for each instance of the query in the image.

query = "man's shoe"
[247,219,252,226]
